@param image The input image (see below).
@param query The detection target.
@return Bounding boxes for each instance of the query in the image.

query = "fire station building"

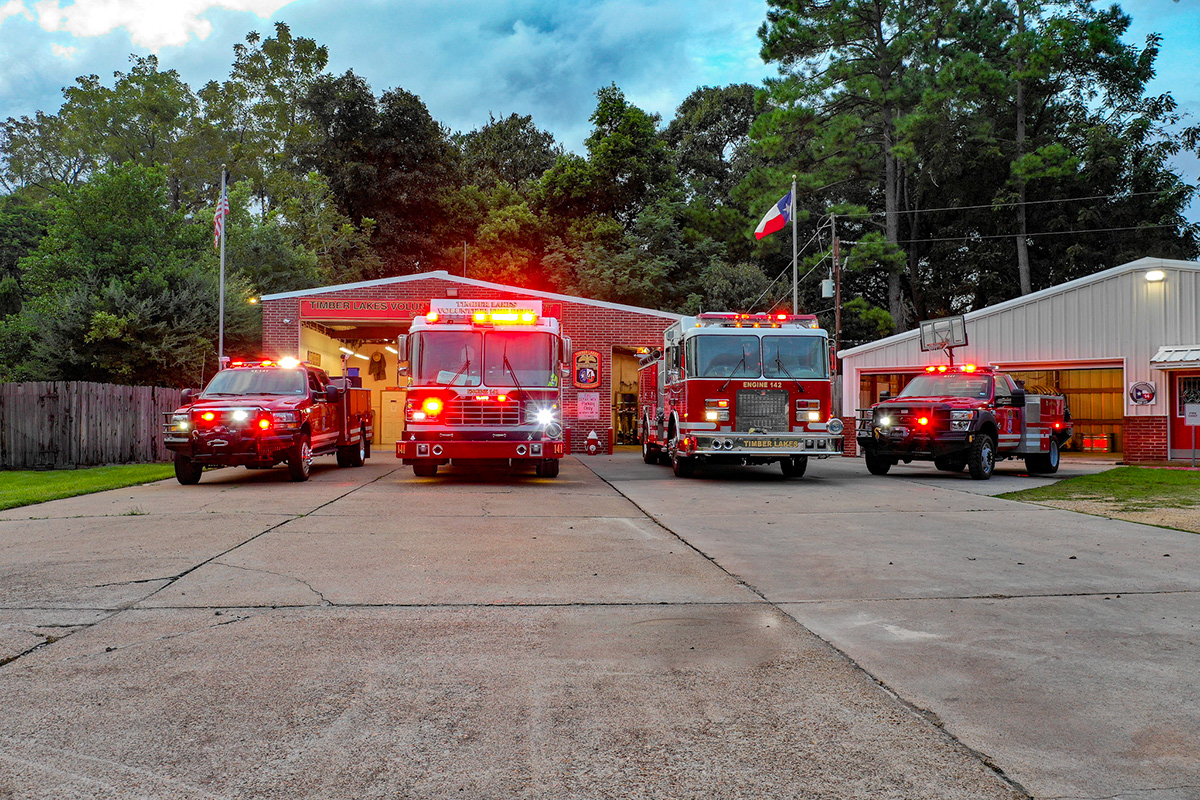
[260,271,680,453]
[838,257,1200,463]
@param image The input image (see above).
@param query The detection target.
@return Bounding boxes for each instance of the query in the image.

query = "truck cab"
[855,364,1071,479]
[163,358,374,484]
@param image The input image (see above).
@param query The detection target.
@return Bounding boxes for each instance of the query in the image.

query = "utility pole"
[463,241,468,277]
[831,214,841,369]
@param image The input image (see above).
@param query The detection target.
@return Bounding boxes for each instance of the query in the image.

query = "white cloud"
[0,0,29,24]
[32,0,298,50]
[49,41,77,59]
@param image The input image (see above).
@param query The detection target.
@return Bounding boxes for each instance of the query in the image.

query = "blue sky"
[0,0,1196,220]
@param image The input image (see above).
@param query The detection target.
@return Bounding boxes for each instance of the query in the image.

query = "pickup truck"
[855,364,1072,480]
[163,358,374,484]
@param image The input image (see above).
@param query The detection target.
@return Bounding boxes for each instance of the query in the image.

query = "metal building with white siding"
[837,257,1200,463]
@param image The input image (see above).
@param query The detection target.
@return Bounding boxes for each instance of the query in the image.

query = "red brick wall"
[841,417,857,457]
[1123,415,1168,463]
[261,277,675,453]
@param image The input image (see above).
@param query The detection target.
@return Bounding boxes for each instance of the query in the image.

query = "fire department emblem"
[573,350,601,389]
[1128,381,1156,405]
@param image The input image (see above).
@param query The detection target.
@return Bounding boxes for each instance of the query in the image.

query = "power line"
[887,222,1184,245]
[826,190,1179,220]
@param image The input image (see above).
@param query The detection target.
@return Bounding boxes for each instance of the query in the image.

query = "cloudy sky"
[1,0,1197,220]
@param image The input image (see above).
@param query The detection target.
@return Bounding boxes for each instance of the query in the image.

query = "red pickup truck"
[855,364,1072,479]
[163,358,374,484]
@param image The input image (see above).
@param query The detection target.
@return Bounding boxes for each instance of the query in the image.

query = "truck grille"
[736,389,789,432]
[444,397,522,426]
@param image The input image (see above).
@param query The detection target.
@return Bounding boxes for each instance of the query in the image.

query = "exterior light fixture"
[385,346,398,355]
[1145,269,1166,282]
[248,297,259,304]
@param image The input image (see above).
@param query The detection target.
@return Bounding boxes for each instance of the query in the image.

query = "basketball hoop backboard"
[919,315,968,352]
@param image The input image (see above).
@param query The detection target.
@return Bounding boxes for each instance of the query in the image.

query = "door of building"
[1169,371,1200,460]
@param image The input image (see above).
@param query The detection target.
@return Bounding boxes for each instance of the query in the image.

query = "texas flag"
[754,191,792,239]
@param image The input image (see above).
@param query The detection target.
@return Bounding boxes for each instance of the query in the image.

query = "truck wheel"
[412,463,438,478]
[864,452,892,476]
[671,445,696,478]
[967,434,996,480]
[536,459,560,478]
[781,456,808,478]
[287,433,313,482]
[934,456,966,472]
[173,454,203,485]
[641,430,658,465]
[1025,438,1060,475]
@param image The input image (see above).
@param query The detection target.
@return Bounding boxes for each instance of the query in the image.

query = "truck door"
[993,374,1021,452]
[307,370,331,448]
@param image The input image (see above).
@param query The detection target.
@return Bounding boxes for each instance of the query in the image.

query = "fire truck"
[638,312,843,478]
[163,358,374,484]
[396,300,568,478]
[855,364,1072,479]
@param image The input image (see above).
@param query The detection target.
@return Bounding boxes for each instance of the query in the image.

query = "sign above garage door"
[300,299,430,321]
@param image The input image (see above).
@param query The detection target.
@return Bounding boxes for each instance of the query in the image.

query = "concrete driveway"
[0,456,1021,800]
[586,450,1200,800]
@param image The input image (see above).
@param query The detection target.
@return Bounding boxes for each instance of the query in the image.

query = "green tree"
[457,113,561,191]
[10,163,256,385]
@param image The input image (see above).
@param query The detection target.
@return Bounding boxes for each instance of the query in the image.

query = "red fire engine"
[396,300,569,478]
[855,364,1072,479]
[639,312,843,477]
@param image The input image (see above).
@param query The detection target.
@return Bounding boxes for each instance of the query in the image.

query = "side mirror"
[398,364,409,377]
[181,388,195,404]
[879,391,891,401]
[395,335,407,358]
[325,385,341,403]
[1010,390,1026,408]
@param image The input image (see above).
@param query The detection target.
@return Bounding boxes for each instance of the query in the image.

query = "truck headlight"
[828,417,844,435]
[535,408,555,426]
[169,414,190,432]
[878,415,892,427]
[950,410,975,431]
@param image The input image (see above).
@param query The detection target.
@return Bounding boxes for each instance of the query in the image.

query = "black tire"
[865,451,892,476]
[934,455,967,472]
[288,433,313,482]
[967,434,996,480]
[413,462,438,478]
[173,454,203,485]
[781,455,808,478]
[642,436,658,465]
[536,459,560,478]
[671,442,696,478]
[1025,437,1060,475]
[362,429,371,460]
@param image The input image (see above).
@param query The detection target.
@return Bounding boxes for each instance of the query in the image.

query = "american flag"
[213,185,230,249]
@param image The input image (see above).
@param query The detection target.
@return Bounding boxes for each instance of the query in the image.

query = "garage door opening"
[301,320,410,448]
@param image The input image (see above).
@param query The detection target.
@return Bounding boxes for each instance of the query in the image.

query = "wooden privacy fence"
[0,382,182,469]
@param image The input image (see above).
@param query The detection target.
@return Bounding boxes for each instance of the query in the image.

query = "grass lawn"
[999,466,1200,512]
[0,463,174,511]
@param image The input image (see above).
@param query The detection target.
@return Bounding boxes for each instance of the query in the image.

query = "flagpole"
[791,174,798,314]
[218,165,227,368]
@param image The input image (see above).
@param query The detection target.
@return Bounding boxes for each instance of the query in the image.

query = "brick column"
[1122,416,1168,463]
[841,416,857,457]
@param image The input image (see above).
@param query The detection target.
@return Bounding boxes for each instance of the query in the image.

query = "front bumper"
[856,426,972,459]
[397,439,565,462]
[165,428,299,464]
[685,432,842,458]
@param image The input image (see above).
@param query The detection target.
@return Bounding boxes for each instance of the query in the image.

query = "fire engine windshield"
[202,368,306,396]
[898,374,993,399]
[689,336,761,378]
[484,331,557,387]
[763,336,827,379]
[412,331,483,386]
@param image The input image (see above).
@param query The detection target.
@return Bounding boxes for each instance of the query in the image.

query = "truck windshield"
[203,368,306,396]
[763,336,827,379]
[898,374,993,399]
[412,331,483,386]
[689,335,761,378]
[484,331,557,387]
